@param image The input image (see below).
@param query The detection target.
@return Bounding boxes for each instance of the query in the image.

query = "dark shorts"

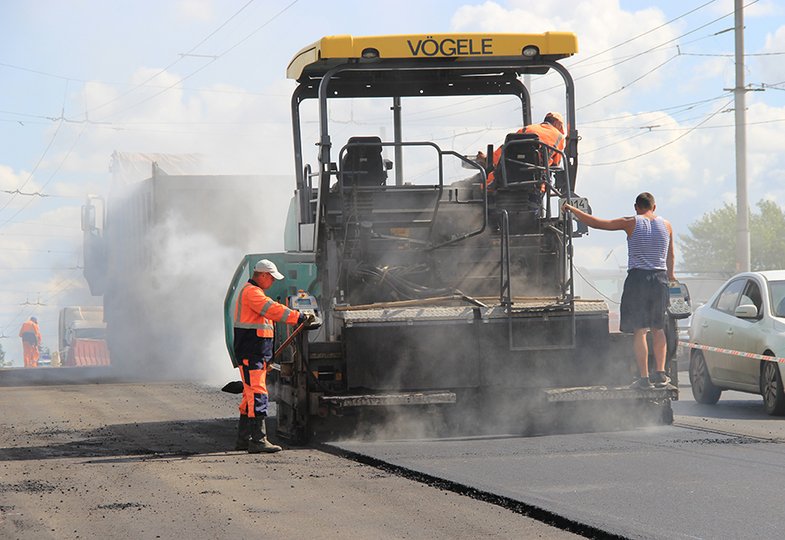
[620,269,668,333]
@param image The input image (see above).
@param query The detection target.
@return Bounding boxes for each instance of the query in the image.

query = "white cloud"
[0,165,23,190]
[177,0,213,22]
[758,24,785,86]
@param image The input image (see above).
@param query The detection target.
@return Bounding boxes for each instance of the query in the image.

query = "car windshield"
[770,280,785,318]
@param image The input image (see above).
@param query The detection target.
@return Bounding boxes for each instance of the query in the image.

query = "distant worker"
[478,112,566,187]
[562,192,675,390]
[232,259,310,453]
[19,316,42,368]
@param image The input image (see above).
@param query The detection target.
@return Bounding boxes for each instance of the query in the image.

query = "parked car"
[688,270,785,415]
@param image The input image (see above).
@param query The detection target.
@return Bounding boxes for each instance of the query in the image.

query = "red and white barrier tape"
[678,339,785,364]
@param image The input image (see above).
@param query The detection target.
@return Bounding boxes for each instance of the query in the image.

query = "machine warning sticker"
[407,36,493,57]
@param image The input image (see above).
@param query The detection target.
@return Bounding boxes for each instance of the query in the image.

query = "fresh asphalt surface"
[329,373,785,540]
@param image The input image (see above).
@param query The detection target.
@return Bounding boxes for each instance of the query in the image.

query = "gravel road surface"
[0,377,580,540]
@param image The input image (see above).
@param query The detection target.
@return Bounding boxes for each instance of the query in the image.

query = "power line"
[0,124,87,230]
[577,53,680,111]
[0,120,64,215]
[72,0,259,120]
[393,0,723,122]
[0,62,286,100]
[0,231,79,238]
[566,0,720,69]
[0,189,50,197]
[94,0,299,122]
[338,3,757,128]
[533,0,760,101]
[680,51,785,57]
[582,97,734,166]
[579,93,731,125]
[0,247,76,254]
[0,266,83,270]
[0,276,84,336]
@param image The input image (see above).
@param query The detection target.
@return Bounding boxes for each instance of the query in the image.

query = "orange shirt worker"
[480,112,566,187]
[19,316,42,368]
[232,259,306,454]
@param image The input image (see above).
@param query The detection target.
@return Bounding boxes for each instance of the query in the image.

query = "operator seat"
[341,136,387,187]
[496,133,547,189]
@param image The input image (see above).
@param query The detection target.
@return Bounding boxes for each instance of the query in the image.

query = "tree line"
[679,200,785,274]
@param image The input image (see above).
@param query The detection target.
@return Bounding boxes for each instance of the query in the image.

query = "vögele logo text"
[406,36,493,57]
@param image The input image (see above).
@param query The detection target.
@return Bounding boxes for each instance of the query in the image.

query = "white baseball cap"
[254,259,284,280]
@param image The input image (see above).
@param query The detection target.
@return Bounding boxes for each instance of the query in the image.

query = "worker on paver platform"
[19,316,42,368]
[563,192,676,390]
[478,112,566,187]
[232,259,308,453]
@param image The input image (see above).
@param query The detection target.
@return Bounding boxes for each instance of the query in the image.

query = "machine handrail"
[334,140,488,251]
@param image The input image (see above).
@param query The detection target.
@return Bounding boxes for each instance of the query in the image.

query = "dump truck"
[82,152,284,376]
[224,33,688,442]
[57,306,110,367]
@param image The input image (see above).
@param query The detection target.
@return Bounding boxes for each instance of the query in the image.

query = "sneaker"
[651,371,672,389]
[629,377,654,390]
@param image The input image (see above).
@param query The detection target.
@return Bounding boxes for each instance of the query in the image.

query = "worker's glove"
[297,312,320,329]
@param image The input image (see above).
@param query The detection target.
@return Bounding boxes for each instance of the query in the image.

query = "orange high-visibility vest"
[19,320,41,345]
[233,281,299,339]
[487,122,565,185]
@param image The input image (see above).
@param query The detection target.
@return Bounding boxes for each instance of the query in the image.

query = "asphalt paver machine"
[224,33,682,442]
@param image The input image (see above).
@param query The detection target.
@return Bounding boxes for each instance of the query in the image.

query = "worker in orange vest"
[232,259,308,453]
[478,112,566,187]
[19,316,42,368]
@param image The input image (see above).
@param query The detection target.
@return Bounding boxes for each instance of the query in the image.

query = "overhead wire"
[582,97,734,166]
[0,276,84,337]
[579,93,731,125]
[71,0,259,120]
[566,0,719,69]
[0,2,302,344]
[0,85,67,216]
[380,0,722,123]
[535,1,760,102]
[0,123,87,230]
[402,1,750,124]
[576,53,681,111]
[96,0,299,122]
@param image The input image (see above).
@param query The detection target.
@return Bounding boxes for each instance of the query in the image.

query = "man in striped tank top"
[563,193,676,390]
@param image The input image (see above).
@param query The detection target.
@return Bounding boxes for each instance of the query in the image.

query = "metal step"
[545,385,678,402]
[320,391,456,408]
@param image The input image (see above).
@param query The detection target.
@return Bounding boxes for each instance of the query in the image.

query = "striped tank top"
[627,215,669,270]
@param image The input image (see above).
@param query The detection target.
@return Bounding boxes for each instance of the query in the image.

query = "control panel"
[667,281,692,319]
[288,290,321,327]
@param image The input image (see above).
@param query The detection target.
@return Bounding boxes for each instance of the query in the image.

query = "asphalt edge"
[316,442,626,540]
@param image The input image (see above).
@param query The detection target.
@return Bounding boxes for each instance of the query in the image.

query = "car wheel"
[689,350,721,405]
[761,361,785,416]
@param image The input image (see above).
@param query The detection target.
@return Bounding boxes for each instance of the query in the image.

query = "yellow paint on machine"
[287,32,578,80]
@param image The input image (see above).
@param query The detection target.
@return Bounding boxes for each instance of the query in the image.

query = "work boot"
[234,415,251,451]
[247,417,282,454]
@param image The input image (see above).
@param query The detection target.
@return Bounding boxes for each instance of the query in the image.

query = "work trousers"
[237,338,273,418]
[22,342,39,368]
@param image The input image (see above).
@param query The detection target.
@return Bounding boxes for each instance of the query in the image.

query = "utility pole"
[734,0,750,272]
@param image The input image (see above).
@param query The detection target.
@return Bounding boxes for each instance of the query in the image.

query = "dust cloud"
[94,153,293,386]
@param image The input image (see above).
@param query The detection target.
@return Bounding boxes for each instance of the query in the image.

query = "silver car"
[688,270,785,415]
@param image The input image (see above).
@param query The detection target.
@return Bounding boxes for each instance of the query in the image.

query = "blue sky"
[1,0,784,366]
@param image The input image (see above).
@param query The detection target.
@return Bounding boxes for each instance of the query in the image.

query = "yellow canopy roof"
[287,32,578,80]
